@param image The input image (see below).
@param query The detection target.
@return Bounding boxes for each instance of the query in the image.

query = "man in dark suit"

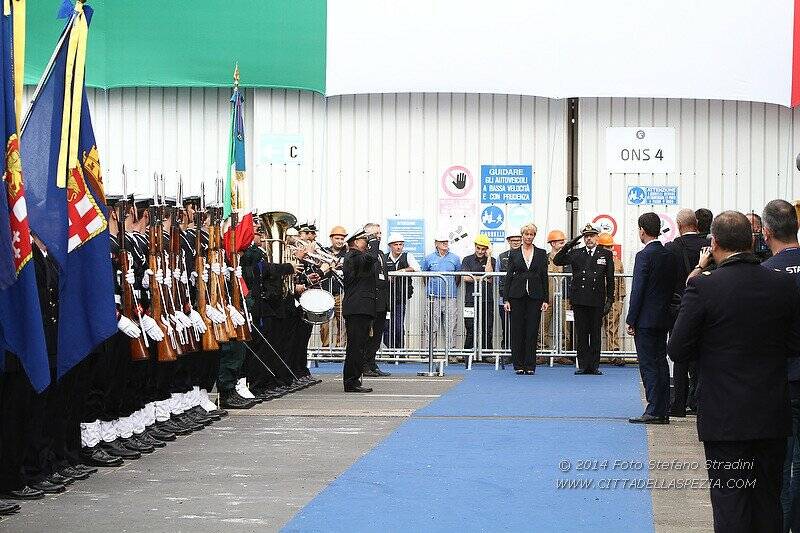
[362,223,391,377]
[668,210,800,533]
[626,213,678,424]
[342,228,378,393]
[553,223,615,375]
[664,209,708,417]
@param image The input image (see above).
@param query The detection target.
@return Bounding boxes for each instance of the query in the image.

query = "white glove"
[206,306,225,325]
[189,309,207,333]
[180,270,189,285]
[125,268,135,286]
[173,268,181,280]
[224,266,232,280]
[163,269,172,288]
[171,314,186,333]
[190,270,198,284]
[155,269,164,285]
[117,315,141,338]
[160,315,175,337]
[141,314,164,342]
[234,265,243,279]
[211,262,221,275]
[174,310,193,330]
[202,267,209,283]
[227,305,246,327]
[142,269,153,289]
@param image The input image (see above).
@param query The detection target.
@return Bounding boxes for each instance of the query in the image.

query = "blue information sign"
[626,186,679,206]
[386,218,425,258]
[481,165,533,204]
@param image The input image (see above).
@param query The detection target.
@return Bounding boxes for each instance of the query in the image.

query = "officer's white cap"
[387,232,405,244]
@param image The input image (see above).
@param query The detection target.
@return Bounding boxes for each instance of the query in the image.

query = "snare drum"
[298,289,335,325]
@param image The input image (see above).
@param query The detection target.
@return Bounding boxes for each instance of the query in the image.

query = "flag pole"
[20,4,83,134]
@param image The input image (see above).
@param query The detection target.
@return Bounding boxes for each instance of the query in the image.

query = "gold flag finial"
[233,63,240,89]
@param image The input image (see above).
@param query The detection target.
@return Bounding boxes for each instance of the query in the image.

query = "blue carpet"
[284,366,652,533]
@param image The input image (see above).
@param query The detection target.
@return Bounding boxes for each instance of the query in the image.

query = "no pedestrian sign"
[481,165,532,204]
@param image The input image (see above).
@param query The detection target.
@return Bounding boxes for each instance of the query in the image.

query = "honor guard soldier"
[553,223,615,375]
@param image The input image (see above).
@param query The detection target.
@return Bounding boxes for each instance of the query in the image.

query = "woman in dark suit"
[503,223,549,374]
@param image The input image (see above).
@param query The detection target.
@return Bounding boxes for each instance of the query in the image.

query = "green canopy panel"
[25,0,326,93]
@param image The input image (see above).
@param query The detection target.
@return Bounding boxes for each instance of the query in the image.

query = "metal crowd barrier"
[306,271,636,375]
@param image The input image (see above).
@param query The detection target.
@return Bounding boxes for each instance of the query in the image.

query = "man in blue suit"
[627,212,679,424]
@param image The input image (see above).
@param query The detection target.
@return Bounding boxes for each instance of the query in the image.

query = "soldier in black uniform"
[553,223,614,375]
[343,229,377,393]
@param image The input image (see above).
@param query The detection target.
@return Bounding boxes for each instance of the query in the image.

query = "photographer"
[664,209,707,417]
[747,212,773,262]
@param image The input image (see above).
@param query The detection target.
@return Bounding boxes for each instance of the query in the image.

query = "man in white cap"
[383,233,420,349]
[421,232,462,351]
[553,223,615,375]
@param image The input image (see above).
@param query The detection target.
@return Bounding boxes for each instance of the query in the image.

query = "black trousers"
[704,438,785,533]
[633,327,670,417]
[291,320,313,378]
[509,297,543,370]
[344,314,372,387]
[672,360,698,413]
[573,305,603,371]
[0,369,38,490]
[464,303,495,350]
[364,311,388,370]
[499,305,510,350]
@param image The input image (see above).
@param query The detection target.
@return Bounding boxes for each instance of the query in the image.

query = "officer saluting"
[553,223,615,375]
[342,227,378,393]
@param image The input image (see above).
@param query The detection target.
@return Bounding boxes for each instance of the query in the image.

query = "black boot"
[79,446,124,467]
[100,440,141,460]
[219,390,256,409]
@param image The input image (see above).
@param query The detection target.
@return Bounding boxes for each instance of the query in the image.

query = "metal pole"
[418,295,438,377]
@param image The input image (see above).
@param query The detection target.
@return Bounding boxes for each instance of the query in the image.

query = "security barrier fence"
[307,271,637,374]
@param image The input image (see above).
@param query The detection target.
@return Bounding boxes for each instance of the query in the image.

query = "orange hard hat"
[597,232,615,246]
[329,225,347,237]
[546,229,566,243]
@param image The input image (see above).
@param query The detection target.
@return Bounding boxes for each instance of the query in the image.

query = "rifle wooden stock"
[229,213,251,341]
[119,243,149,362]
[148,225,178,362]
[206,224,230,342]
[194,218,219,351]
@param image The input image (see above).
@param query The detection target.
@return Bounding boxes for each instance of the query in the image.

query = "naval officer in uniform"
[553,223,615,375]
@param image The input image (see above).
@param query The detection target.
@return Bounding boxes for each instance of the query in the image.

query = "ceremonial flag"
[0,0,50,392]
[21,2,116,379]
[223,64,254,259]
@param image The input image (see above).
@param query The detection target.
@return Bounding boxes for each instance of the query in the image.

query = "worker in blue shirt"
[421,232,461,350]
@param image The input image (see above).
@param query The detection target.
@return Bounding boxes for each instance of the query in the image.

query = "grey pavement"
[0,374,462,533]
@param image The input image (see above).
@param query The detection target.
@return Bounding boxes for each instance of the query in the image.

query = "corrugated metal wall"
[578,97,800,267]
[22,87,567,254]
[21,87,800,261]
[22,86,255,200]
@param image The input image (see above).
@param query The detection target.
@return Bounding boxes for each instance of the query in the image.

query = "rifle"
[148,173,178,362]
[228,209,251,341]
[194,182,220,350]
[209,202,237,339]
[118,167,149,361]
[169,178,198,353]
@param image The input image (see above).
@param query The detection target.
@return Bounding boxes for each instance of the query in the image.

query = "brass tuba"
[259,211,298,297]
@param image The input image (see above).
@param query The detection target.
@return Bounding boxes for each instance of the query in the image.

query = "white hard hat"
[387,232,405,244]
[434,231,450,242]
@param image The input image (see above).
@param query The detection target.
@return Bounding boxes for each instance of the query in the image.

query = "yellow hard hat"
[597,233,615,247]
[547,229,566,243]
[329,225,347,237]
[474,234,491,247]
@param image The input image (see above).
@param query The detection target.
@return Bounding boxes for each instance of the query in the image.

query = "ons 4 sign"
[606,127,675,174]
